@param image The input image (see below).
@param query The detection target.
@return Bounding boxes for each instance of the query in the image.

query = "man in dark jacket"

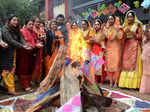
[56,14,68,45]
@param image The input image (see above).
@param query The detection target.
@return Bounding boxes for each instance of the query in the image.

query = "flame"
[68,28,88,63]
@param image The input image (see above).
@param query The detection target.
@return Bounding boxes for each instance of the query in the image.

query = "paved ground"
[0,81,150,112]
[0,81,150,101]
[101,84,150,101]
[0,82,38,100]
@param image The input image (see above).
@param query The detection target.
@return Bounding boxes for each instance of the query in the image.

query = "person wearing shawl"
[32,17,46,83]
[119,10,143,89]
[90,19,105,84]
[104,15,123,88]
[0,14,29,95]
[44,20,64,76]
[81,19,94,62]
[17,19,43,92]
[66,16,73,31]
[140,21,150,94]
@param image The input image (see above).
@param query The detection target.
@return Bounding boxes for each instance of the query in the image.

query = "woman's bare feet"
[24,87,33,92]
[109,83,113,88]
[113,83,118,88]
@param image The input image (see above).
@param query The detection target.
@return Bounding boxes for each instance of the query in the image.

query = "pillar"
[65,0,69,18]
[45,0,53,21]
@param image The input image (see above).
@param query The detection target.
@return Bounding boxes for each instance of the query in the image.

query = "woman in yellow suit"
[80,19,94,62]
[119,10,143,89]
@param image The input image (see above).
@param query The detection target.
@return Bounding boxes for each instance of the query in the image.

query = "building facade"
[45,0,108,20]
[45,0,69,20]
[45,0,150,22]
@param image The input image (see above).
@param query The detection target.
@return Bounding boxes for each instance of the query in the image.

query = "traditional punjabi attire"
[106,16,120,27]
[0,24,25,92]
[81,21,94,61]
[140,26,150,94]
[32,26,46,83]
[66,22,71,31]
[104,24,123,85]
[44,30,64,76]
[119,11,143,89]
[91,29,105,83]
[17,27,39,89]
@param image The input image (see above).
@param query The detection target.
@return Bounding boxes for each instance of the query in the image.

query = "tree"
[0,0,44,25]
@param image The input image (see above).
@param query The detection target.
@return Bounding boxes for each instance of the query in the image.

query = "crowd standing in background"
[0,10,150,96]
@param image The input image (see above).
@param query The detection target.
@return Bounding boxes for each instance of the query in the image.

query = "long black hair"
[94,18,103,25]
[71,21,78,29]
[107,14,116,21]
[82,19,89,27]
[56,14,65,20]
[7,14,20,31]
[25,18,33,25]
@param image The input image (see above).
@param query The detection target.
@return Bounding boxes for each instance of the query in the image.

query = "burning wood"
[37,46,67,95]
[32,27,113,111]
[60,64,80,105]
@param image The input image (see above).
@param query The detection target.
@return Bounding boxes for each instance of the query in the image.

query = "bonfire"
[26,29,112,112]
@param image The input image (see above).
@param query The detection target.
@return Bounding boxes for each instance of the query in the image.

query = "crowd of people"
[0,9,150,97]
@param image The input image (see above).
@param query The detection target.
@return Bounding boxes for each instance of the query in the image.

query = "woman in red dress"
[91,19,105,84]
[32,17,46,83]
[17,19,43,92]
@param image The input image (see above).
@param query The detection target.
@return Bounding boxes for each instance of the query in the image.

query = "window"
[53,0,64,6]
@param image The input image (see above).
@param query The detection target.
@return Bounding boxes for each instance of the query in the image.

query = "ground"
[102,83,150,101]
[0,81,150,101]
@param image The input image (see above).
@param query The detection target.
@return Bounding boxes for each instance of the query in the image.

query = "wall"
[53,3,65,18]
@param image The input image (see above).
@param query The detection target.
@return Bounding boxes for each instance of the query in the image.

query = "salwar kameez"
[90,30,105,84]
[17,27,39,89]
[32,27,46,82]
[104,25,123,86]
[32,49,43,82]
[119,10,143,89]
[0,24,25,93]
[119,41,142,89]
[1,51,16,92]
[17,49,35,89]
[44,30,63,76]
[81,27,94,61]
[140,29,150,94]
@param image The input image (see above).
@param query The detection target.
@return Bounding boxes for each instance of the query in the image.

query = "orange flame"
[68,28,88,63]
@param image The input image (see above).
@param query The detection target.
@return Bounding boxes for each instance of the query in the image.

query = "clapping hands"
[23,44,32,50]
[36,42,43,48]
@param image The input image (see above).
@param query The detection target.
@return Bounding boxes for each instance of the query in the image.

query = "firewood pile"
[26,46,115,112]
